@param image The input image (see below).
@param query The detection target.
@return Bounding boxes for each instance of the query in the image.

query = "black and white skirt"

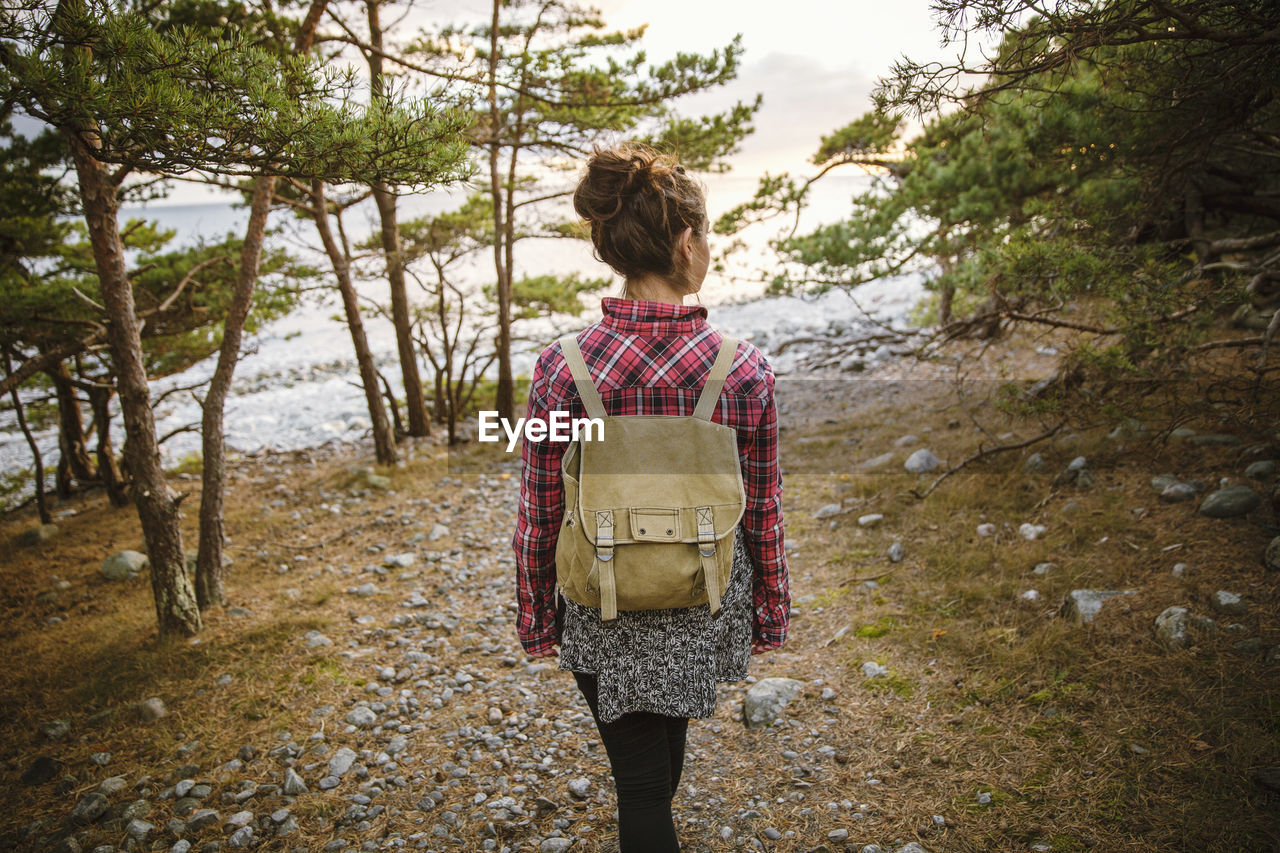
[557,526,754,724]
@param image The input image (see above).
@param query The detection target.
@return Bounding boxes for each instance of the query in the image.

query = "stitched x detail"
[696,507,713,527]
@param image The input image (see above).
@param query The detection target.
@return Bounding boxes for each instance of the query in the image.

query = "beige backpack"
[554,334,747,621]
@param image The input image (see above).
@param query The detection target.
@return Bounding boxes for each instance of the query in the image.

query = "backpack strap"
[558,335,607,420]
[696,505,722,615]
[692,336,739,421]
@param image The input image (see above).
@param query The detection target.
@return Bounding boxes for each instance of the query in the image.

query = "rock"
[1060,589,1135,624]
[539,840,572,853]
[1024,453,1048,473]
[41,719,71,740]
[814,503,842,520]
[895,845,932,853]
[19,524,59,546]
[282,768,307,795]
[1151,473,1181,492]
[386,735,407,755]
[224,811,253,830]
[977,791,992,805]
[1209,590,1249,616]
[1245,460,1277,480]
[345,706,376,727]
[904,448,942,474]
[1234,637,1264,655]
[102,550,149,581]
[185,808,219,833]
[125,818,154,841]
[742,677,805,729]
[304,630,333,648]
[1154,606,1193,649]
[171,841,192,853]
[1188,434,1243,447]
[829,829,850,841]
[976,523,995,537]
[567,777,591,799]
[353,582,378,598]
[227,826,254,848]
[329,747,358,776]
[857,513,883,527]
[1160,483,1197,503]
[1019,523,1046,540]
[386,552,416,568]
[1264,537,1280,572]
[860,451,895,470]
[887,541,904,562]
[1032,562,1058,575]
[89,752,110,766]
[21,755,62,785]
[1198,485,1261,518]
[138,697,167,722]
[97,775,127,795]
[862,661,890,678]
[894,434,919,447]
[69,792,109,824]
[429,523,450,541]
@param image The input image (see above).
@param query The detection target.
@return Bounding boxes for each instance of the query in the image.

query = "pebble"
[567,777,591,799]
[976,523,995,537]
[742,677,805,729]
[814,503,843,520]
[283,768,308,795]
[69,792,109,824]
[1209,590,1249,616]
[540,840,572,853]
[304,630,334,648]
[1198,485,1261,518]
[857,513,883,527]
[828,828,850,841]
[887,541,904,562]
[138,697,167,721]
[862,661,889,678]
[904,448,942,473]
[1018,523,1046,540]
[345,707,377,727]
[329,746,359,776]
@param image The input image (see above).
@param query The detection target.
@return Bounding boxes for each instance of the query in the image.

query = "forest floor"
[1,321,1279,853]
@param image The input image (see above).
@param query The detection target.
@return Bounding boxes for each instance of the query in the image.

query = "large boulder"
[1198,485,1261,518]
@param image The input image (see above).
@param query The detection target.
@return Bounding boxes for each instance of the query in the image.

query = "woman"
[512,142,790,852]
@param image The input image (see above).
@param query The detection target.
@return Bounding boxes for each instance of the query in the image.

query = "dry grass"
[0,322,1278,852]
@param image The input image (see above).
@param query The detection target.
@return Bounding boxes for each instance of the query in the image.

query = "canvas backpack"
[554,333,747,621]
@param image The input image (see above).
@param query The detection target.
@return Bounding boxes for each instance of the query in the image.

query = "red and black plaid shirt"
[513,296,790,656]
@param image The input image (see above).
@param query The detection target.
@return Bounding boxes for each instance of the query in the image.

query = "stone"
[1264,537,1280,572]
[1154,606,1193,649]
[171,842,192,853]
[304,630,333,648]
[125,818,154,841]
[567,777,591,799]
[19,524,59,546]
[976,523,995,537]
[21,755,62,785]
[97,775,127,795]
[386,553,416,568]
[138,697,167,722]
[887,541,904,562]
[829,829,850,841]
[1160,483,1197,502]
[227,826,254,848]
[862,661,889,678]
[353,583,378,597]
[1151,473,1180,492]
[894,434,919,447]
[1188,434,1243,447]
[1198,485,1261,518]
[69,792,109,824]
[1060,589,1135,624]
[904,448,942,474]
[329,747,358,776]
[345,706,376,727]
[1032,562,1058,575]
[41,719,71,740]
[1245,460,1277,480]
[895,845,932,853]
[1024,452,1048,473]
[814,503,842,520]
[429,523,450,541]
[185,809,219,833]
[224,811,253,830]
[1018,523,1046,540]
[860,451,895,470]
[540,840,572,853]
[282,768,307,795]
[742,677,805,729]
[1209,590,1249,616]
[101,550,148,580]
[857,513,883,527]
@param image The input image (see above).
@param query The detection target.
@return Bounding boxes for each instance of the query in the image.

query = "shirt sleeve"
[740,359,790,648]
[512,347,568,656]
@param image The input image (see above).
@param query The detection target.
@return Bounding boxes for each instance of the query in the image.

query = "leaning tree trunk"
[368,0,429,437]
[66,134,200,638]
[196,176,274,610]
[487,0,516,424]
[196,0,327,609]
[309,180,397,465]
[87,383,129,507]
[5,353,50,524]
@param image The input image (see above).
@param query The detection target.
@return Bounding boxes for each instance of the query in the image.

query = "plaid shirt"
[513,296,790,657]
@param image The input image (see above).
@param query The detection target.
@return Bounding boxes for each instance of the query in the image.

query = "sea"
[0,172,930,493]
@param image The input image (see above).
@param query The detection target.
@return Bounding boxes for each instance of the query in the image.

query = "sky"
[133,0,959,205]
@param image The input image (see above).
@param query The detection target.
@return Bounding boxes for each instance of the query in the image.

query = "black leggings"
[573,671,689,853]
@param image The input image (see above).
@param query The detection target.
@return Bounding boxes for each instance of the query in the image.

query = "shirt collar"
[600,296,709,335]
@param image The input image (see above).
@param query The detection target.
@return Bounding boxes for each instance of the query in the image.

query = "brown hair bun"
[573,142,707,280]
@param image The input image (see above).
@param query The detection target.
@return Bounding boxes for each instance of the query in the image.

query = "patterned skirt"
[558,526,753,723]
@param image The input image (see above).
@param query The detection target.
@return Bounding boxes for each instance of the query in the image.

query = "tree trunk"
[5,353,51,525]
[488,0,515,423]
[309,179,397,465]
[48,360,96,494]
[87,383,129,507]
[66,134,200,638]
[194,0,327,609]
[368,0,429,437]
[196,176,275,610]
